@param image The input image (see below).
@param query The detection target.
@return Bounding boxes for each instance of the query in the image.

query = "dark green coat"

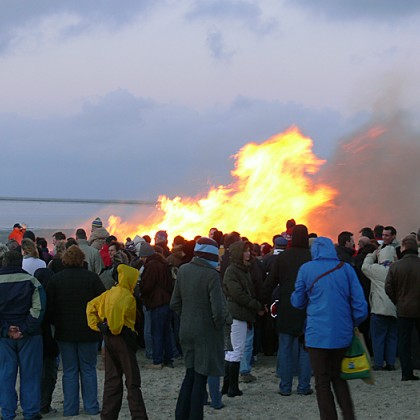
[223,241,262,323]
[170,257,229,377]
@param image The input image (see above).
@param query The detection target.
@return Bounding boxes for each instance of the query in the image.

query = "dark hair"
[212,230,224,247]
[2,250,23,267]
[173,235,186,246]
[105,235,117,245]
[308,232,318,238]
[75,228,87,240]
[384,226,397,236]
[359,227,374,240]
[23,230,36,242]
[338,231,353,247]
[37,237,48,248]
[66,238,78,249]
[225,231,241,249]
[143,235,151,244]
[62,245,85,267]
[373,225,384,239]
[53,231,66,241]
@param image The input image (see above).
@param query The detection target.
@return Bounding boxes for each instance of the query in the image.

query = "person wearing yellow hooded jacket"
[86,264,148,420]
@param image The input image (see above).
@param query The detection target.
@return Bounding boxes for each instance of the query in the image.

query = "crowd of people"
[1,218,420,420]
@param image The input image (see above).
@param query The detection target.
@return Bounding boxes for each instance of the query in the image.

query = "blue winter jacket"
[0,267,46,338]
[291,237,367,349]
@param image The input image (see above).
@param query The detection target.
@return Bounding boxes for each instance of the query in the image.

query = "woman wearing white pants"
[222,241,264,397]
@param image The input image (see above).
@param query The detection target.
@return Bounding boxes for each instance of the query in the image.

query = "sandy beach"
[11,351,420,419]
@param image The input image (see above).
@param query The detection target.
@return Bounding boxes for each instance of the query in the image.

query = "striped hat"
[194,237,219,262]
[92,217,103,228]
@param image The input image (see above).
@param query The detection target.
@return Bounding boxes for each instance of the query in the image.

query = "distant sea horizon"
[0,228,76,247]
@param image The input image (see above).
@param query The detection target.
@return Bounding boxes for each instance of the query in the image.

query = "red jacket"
[8,228,24,245]
[100,244,112,267]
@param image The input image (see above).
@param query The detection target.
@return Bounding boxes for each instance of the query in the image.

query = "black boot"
[227,361,243,397]
[221,361,230,395]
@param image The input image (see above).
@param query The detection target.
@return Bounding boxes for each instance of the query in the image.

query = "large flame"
[107,127,337,243]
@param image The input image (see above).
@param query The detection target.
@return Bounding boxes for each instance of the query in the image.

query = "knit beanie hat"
[194,237,219,263]
[92,217,103,228]
[138,242,156,258]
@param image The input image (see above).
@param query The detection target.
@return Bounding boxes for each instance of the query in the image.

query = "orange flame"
[107,126,337,244]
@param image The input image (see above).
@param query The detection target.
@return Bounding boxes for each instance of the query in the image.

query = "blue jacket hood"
[311,237,339,261]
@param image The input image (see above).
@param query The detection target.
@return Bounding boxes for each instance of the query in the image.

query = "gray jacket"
[170,257,229,377]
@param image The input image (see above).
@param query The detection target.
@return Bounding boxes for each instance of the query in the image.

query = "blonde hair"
[21,238,39,258]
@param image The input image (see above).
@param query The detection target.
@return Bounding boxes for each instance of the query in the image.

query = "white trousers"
[225,319,248,362]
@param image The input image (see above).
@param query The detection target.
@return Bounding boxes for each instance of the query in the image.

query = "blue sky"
[1,0,419,230]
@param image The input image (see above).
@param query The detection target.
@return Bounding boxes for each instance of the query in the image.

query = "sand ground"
[11,353,420,419]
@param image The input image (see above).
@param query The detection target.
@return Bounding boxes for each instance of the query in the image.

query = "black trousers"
[308,347,355,420]
[101,333,148,420]
[175,368,207,420]
[397,316,420,378]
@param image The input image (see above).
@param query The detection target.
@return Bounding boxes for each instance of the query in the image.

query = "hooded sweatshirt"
[291,237,367,349]
[86,264,139,335]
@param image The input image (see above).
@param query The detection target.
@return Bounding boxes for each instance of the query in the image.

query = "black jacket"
[47,267,105,342]
[262,247,311,336]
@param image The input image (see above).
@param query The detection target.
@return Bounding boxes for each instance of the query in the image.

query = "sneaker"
[373,366,384,371]
[145,363,163,369]
[164,361,174,368]
[240,373,257,383]
[385,365,396,371]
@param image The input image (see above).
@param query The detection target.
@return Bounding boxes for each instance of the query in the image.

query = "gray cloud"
[0,89,368,210]
[0,0,158,52]
[206,30,235,61]
[290,0,420,20]
[186,0,277,34]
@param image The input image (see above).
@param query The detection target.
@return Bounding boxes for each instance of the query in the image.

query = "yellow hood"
[117,264,138,293]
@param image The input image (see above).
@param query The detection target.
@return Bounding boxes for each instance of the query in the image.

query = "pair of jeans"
[57,341,100,416]
[0,335,43,420]
[240,325,254,375]
[397,316,420,378]
[175,368,207,420]
[142,306,153,359]
[278,333,311,394]
[308,347,355,420]
[207,376,222,409]
[370,313,397,368]
[150,304,173,365]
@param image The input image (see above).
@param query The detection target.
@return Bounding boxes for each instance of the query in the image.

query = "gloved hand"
[97,321,110,334]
